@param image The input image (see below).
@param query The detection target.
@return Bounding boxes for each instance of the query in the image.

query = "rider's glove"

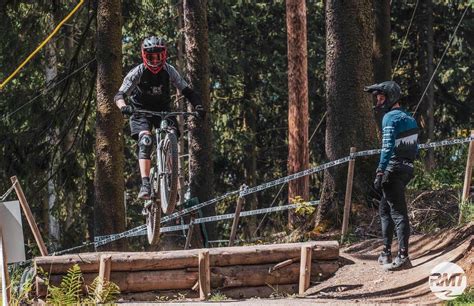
[194,105,206,119]
[373,172,384,193]
[120,105,134,116]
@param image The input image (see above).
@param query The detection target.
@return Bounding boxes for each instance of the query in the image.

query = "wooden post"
[298,244,312,295]
[198,250,210,300]
[10,176,48,256]
[96,254,112,301]
[184,219,194,250]
[460,130,474,223]
[0,226,11,305]
[228,196,244,246]
[341,147,356,241]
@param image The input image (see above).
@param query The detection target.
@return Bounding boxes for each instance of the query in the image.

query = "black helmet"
[141,36,167,74]
[364,81,401,112]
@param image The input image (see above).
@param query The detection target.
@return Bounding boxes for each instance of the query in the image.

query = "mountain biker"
[115,36,204,200]
[364,81,419,271]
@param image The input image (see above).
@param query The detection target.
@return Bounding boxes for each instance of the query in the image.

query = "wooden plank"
[228,197,244,246]
[0,226,11,305]
[34,241,339,274]
[198,250,210,300]
[461,130,474,223]
[10,176,48,256]
[96,254,112,301]
[341,147,356,241]
[299,244,312,295]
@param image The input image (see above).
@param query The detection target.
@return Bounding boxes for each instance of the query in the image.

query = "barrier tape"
[0,182,16,202]
[93,136,472,248]
[97,201,320,244]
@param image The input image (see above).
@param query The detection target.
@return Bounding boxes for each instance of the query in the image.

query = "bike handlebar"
[133,109,199,119]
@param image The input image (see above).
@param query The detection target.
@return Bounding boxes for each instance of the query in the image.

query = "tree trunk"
[94,0,126,250]
[316,0,377,230]
[373,0,392,132]
[286,0,309,229]
[183,0,215,242]
[417,0,435,170]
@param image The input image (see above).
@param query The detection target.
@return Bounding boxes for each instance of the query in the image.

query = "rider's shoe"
[378,250,392,265]
[383,253,412,271]
[138,183,151,200]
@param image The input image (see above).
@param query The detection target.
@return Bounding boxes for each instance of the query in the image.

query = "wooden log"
[198,250,210,300]
[461,130,474,223]
[184,219,194,250]
[35,241,339,274]
[228,197,244,246]
[11,176,48,256]
[341,147,356,240]
[96,254,112,301]
[37,260,339,296]
[299,245,312,294]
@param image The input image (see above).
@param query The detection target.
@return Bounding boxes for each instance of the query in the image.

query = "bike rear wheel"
[159,132,179,214]
[146,167,161,245]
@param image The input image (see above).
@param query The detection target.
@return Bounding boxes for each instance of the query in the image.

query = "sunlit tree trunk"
[315,0,377,231]
[184,0,216,242]
[286,0,309,229]
[94,0,126,250]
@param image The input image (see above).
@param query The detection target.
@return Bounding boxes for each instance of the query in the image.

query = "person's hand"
[194,105,206,119]
[120,105,134,116]
[373,172,384,192]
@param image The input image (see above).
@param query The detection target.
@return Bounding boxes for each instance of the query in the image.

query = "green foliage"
[446,286,474,305]
[6,265,35,306]
[47,264,83,304]
[292,196,316,216]
[84,276,121,304]
[209,291,229,301]
[45,264,120,304]
[459,200,474,224]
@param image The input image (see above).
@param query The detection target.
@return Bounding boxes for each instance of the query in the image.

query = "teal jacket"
[377,108,419,172]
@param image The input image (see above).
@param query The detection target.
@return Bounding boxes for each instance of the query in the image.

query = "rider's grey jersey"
[118,63,189,97]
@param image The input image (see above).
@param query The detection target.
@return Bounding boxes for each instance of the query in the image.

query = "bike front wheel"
[147,167,161,245]
[159,132,179,214]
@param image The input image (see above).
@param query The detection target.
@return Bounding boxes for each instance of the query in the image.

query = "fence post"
[184,219,194,250]
[198,250,210,300]
[10,176,48,256]
[341,147,356,242]
[298,244,312,295]
[0,226,10,305]
[228,196,245,247]
[460,130,474,223]
[96,254,112,302]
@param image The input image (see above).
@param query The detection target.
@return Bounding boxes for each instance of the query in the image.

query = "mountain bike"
[134,109,198,245]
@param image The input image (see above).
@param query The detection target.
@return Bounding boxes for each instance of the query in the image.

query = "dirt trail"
[303,222,473,304]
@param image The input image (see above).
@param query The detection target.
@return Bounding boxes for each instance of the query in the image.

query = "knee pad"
[138,133,153,159]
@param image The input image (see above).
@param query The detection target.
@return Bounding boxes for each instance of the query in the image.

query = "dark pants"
[379,166,413,254]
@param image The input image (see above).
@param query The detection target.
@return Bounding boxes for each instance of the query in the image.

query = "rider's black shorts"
[130,113,179,140]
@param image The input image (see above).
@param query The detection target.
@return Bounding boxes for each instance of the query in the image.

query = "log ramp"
[34,241,340,300]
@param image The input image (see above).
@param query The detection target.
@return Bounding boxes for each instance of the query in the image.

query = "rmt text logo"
[429,262,467,300]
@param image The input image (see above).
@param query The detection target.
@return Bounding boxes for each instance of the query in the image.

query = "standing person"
[115,36,204,200]
[364,81,419,271]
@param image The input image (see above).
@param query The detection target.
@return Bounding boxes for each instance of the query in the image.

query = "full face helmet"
[141,36,167,74]
[364,81,401,113]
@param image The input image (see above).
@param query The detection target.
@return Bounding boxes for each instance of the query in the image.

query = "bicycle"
[133,109,198,245]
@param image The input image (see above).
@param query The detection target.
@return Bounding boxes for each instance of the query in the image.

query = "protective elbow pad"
[138,133,153,159]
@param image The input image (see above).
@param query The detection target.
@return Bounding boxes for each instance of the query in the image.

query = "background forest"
[0,0,472,256]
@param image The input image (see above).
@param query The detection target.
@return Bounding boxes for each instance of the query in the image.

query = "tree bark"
[183,0,215,241]
[417,0,435,170]
[373,0,392,131]
[286,0,309,229]
[316,0,377,230]
[94,0,126,250]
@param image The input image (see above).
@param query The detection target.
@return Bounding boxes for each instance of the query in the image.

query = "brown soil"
[303,222,473,304]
